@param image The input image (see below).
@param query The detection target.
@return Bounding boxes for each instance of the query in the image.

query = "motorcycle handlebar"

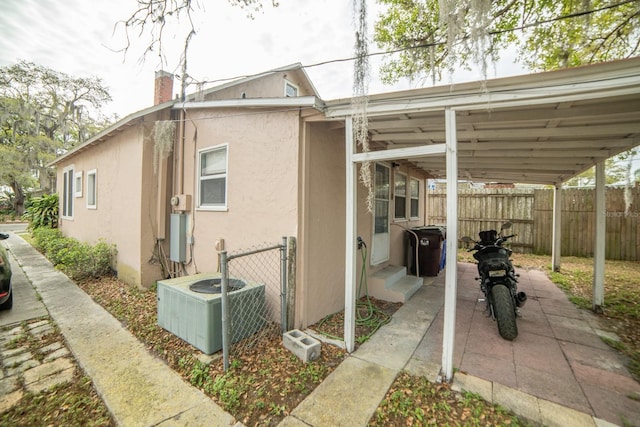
[466,233,517,250]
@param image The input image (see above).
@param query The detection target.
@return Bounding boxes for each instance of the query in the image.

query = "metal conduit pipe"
[392,223,420,277]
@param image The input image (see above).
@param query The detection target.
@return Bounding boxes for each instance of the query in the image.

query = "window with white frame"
[198,145,227,210]
[284,81,298,97]
[394,172,407,220]
[86,169,97,209]
[62,166,74,219]
[410,178,420,219]
[74,172,83,197]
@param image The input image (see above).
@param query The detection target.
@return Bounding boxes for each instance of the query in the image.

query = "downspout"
[172,107,187,278]
[156,113,172,241]
[177,108,186,196]
[392,223,420,277]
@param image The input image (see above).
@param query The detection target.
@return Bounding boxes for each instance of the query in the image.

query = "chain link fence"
[219,237,293,370]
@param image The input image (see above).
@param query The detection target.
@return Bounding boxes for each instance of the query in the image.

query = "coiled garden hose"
[315,239,391,343]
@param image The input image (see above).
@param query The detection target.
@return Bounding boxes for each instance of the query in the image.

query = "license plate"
[489,270,506,277]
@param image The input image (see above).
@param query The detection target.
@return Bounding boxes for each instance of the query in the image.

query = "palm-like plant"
[23,193,59,228]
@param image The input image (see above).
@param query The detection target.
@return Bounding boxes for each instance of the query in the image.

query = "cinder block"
[283,329,321,362]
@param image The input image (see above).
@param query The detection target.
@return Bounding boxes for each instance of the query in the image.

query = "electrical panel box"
[170,213,187,262]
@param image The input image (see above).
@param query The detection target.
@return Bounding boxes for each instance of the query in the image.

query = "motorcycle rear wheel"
[491,284,518,340]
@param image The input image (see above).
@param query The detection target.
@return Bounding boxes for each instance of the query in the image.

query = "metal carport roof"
[325,57,640,381]
[325,57,640,186]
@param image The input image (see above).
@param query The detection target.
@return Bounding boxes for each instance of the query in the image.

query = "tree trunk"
[10,179,25,216]
[37,166,54,193]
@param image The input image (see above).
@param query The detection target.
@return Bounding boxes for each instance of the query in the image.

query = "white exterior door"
[371,163,390,265]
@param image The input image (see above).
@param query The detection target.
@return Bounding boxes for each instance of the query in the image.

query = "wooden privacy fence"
[427,187,640,261]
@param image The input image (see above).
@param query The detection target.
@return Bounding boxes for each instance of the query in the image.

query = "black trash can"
[406,226,445,277]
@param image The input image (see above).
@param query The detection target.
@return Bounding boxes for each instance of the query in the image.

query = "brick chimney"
[154,70,174,105]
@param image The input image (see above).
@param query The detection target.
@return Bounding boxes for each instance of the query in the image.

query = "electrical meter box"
[170,213,187,262]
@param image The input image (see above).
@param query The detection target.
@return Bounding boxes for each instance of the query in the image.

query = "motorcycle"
[461,222,526,340]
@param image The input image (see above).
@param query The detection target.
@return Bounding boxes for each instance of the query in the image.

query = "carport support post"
[552,184,562,271]
[441,107,458,382]
[593,161,605,312]
[344,117,357,353]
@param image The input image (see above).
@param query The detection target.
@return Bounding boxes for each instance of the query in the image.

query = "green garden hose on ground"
[315,238,392,344]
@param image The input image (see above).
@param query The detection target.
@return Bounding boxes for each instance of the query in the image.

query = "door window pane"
[394,173,406,219]
[410,178,420,218]
[374,164,389,199]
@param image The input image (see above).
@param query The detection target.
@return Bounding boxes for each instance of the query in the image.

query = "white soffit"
[325,58,640,186]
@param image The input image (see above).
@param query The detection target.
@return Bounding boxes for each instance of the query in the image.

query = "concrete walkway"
[283,263,640,427]
[1,232,237,426]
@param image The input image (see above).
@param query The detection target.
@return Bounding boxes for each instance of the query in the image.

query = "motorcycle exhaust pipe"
[516,291,527,308]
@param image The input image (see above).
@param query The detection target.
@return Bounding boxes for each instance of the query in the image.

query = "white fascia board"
[173,96,323,110]
[352,144,445,163]
[325,74,640,118]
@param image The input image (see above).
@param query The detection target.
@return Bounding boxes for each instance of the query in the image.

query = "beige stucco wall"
[297,121,346,327]
[56,115,165,288]
[293,129,430,329]
[54,76,429,330]
[296,123,430,328]
[178,108,300,274]
[203,70,314,101]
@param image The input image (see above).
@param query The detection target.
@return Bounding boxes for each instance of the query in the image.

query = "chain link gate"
[218,237,292,370]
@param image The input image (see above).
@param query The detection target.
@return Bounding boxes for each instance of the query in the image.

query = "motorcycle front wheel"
[490,284,518,340]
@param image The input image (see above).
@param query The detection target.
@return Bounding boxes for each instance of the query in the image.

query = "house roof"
[186,62,321,101]
[325,57,640,186]
[49,64,321,167]
[52,59,640,184]
[48,102,171,166]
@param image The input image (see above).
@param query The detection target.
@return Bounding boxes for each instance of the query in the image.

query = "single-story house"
[51,58,640,377]
[50,64,429,330]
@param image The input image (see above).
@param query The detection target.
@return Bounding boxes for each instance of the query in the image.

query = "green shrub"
[31,227,116,280]
[32,227,63,254]
[23,193,59,229]
[91,241,116,277]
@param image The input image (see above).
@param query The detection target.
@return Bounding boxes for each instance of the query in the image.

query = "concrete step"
[368,266,423,303]
[370,265,407,288]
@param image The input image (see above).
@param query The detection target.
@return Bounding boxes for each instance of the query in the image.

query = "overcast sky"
[1,0,526,117]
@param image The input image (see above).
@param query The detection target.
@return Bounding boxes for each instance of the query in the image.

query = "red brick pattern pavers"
[412,263,640,426]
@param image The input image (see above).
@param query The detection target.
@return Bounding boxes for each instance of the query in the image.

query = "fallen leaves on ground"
[75,251,640,426]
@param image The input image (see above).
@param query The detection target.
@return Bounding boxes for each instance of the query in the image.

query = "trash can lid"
[411,225,445,235]
[409,226,445,240]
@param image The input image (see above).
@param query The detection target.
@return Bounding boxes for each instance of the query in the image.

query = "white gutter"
[325,77,640,119]
[172,96,324,111]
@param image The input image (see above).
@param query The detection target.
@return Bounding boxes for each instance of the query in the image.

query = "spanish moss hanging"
[152,120,176,173]
[439,0,492,83]
[352,0,373,212]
